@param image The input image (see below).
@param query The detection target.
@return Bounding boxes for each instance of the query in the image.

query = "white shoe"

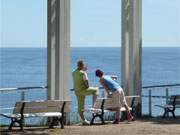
[82,119,90,125]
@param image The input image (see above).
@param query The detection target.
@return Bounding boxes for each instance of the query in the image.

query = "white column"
[121,0,142,96]
[47,0,70,100]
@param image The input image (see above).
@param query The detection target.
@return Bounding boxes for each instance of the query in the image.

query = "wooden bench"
[84,96,140,124]
[155,95,180,118]
[0,100,70,131]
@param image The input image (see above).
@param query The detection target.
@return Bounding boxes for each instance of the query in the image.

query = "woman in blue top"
[95,69,133,124]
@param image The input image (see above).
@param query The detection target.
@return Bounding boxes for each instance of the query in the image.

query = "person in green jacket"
[73,60,99,125]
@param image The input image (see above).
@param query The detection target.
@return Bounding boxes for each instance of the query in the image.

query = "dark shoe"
[112,119,119,124]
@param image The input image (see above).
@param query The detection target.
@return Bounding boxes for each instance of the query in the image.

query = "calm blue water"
[0,47,180,124]
[1,47,179,87]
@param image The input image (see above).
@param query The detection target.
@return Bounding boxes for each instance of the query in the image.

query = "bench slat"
[63,101,71,112]
[0,100,71,131]
[23,107,62,114]
[85,96,138,113]
[84,107,132,114]
[23,112,62,117]
[126,96,140,107]
[103,96,139,109]
[168,95,180,105]
[93,98,104,109]
[120,107,132,111]
[155,105,173,109]
[0,113,21,118]
[0,112,62,118]
[13,100,71,114]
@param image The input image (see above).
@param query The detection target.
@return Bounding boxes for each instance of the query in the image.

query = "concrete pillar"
[47,0,70,100]
[121,0,142,96]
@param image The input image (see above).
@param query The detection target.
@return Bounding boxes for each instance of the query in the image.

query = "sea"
[0,47,180,124]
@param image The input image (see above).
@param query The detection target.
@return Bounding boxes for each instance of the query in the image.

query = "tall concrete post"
[47,0,70,101]
[121,0,142,96]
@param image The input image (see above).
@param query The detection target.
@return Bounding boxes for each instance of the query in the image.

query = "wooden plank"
[63,101,71,112]
[169,95,180,105]
[94,98,104,109]
[120,107,132,111]
[13,100,71,114]
[23,112,62,117]
[104,98,116,109]
[103,96,140,109]
[25,100,64,107]
[23,107,60,113]
[174,95,180,105]
[13,102,23,114]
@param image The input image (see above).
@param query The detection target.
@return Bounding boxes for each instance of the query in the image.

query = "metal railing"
[0,86,48,126]
[0,86,47,101]
[0,83,179,120]
[142,83,180,117]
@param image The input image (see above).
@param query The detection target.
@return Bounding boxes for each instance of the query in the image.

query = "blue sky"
[0,0,180,47]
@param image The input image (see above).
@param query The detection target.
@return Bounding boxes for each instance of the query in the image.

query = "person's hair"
[95,69,103,77]
[77,59,84,68]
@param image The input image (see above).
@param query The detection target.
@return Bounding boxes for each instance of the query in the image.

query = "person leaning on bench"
[95,69,133,124]
[72,60,99,125]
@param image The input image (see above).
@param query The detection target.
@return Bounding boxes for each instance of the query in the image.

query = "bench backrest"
[125,96,140,107]
[94,98,105,109]
[103,95,140,109]
[168,95,180,105]
[13,100,71,114]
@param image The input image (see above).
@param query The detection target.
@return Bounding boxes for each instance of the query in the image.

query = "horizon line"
[0,46,180,48]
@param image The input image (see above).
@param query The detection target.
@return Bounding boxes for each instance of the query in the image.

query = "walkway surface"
[0,118,180,135]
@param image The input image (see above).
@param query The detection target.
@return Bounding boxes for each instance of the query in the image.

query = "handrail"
[71,84,180,91]
[0,83,180,92]
[142,83,180,89]
[0,86,47,92]
[0,84,179,118]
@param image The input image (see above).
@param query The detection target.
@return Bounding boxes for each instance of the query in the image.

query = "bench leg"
[8,118,24,131]
[90,115,96,125]
[162,108,168,118]
[60,118,64,129]
[9,120,15,131]
[49,122,54,128]
[19,120,24,131]
[49,117,63,128]
[90,114,104,125]
[171,111,176,118]
[162,108,176,119]
[49,117,56,128]
[99,115,105,124]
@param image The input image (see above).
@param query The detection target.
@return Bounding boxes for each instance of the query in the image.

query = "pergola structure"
[47,0,142,102]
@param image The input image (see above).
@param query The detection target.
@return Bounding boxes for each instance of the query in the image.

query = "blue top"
[103,75,121,92]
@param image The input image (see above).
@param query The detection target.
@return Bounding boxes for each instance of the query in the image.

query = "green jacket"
[72,69,87,94]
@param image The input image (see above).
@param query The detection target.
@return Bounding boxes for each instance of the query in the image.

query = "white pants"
[112,88,126,108]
